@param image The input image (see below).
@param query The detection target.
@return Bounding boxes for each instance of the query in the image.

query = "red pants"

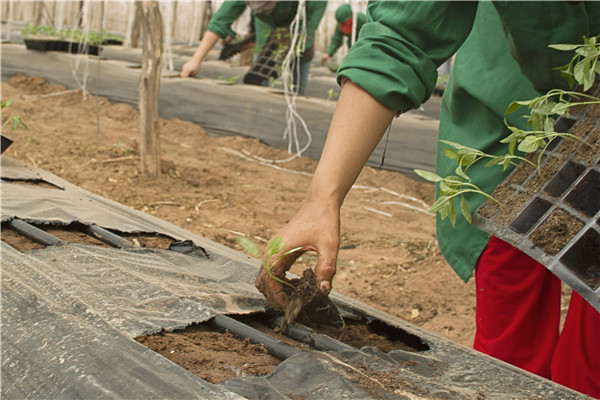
[474,236,600,398]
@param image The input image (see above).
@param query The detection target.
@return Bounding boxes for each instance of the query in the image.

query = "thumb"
[314,253,337,295]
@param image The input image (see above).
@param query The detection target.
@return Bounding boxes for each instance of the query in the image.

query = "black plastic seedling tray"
[243,30,290,86]
[473,84,600,313]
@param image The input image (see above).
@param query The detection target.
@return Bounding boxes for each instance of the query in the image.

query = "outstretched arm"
[181,1,246,77]
[181,31,222,77]
[255,80,396,312]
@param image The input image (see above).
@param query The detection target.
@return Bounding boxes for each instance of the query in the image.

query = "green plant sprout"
[326,88,338,101]
[238,236,302,289]
[414,169,501,226]
[217,73,239,85]
[415,35,600,227]
[269,76,283,87]
[550,35,600,91]
[1,99,29,131]
[21,24,124,46]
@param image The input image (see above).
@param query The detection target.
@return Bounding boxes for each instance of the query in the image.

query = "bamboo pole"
[137,1,163,178]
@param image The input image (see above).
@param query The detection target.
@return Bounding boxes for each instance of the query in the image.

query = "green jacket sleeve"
[337,1,478,112]
[304,1,327,49]
[326,26,344,56]
[207,1,247,39]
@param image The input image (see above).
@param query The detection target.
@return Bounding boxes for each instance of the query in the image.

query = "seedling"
[414,169,502,227]
[1,99,29,131]
[238,236,302,289]
[550,35,600,91]
[415,36,600,226]
[326,88,338,101]
[217,73,239,85]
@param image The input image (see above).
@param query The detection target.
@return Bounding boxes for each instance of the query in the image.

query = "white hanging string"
[161,0,174,71]
[55,0,65,32]
[4,0,15,42]
[68,0,91,99]
[274,0,313,164]
[189,0,200,46]
[124,0,137,47]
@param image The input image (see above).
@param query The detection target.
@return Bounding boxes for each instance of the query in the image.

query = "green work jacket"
[325,12,367,56]
[207,1,327,52]
[338,1,600,282]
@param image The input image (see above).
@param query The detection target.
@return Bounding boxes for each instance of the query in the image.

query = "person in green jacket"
[255,2,600,398]
[320,4,366,66]
[181,1,326,96]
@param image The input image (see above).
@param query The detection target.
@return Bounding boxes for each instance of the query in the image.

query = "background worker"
[255,2,600,398]
[320,4,366,66]
[181,1,326,96]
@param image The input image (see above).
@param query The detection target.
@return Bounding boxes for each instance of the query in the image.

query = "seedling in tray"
[416,35,600,226]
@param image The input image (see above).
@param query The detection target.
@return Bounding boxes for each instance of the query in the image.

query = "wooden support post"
[137,1,163,178]
[128,0,144,48]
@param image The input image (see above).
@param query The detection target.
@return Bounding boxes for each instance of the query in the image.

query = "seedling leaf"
[237,236,259,257]
[548,44,580,51]
[268,237,284,258]
[414,169,444,182]
[460,196,472,224]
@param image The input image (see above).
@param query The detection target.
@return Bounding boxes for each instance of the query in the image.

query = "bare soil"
[1,74,477,347]
[135,323,281,384]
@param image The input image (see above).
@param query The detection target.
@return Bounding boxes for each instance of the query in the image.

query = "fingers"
[315,262,337,295]
[314,236,338,294]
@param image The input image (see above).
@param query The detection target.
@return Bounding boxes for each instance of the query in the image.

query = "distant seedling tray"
[473,83,600,312]
[24,37,99,55]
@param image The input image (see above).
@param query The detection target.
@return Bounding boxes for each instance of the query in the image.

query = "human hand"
[180,59,201,78]
[255,199,340,312]
[321,54,330,65]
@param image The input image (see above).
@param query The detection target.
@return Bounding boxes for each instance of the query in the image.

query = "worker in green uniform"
[181,1,326,96]
[255,2,600,398]
[320,4,366,66]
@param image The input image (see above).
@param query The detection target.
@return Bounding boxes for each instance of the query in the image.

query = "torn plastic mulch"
[1,156,588,399]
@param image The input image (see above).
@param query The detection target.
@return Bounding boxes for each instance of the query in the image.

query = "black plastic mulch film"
[473,84,600,313]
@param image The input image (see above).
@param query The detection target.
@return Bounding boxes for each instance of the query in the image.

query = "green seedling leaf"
[237,236,259,257]
[548,44,581,51]
[518,136,542,153]
[442,147,458,159]
[455,165,471,181]
[429,195,451,213]
[504,101,523,115]
[268,237,284,258]
[414,169,444,182]
[1,98,14,110]
[448,200,457,227]
[458,153,478,167]
[460,196,472,224]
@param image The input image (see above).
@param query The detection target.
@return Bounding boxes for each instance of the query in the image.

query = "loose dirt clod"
[280,269,344,331]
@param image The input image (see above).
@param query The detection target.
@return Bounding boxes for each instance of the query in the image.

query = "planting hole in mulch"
[1,224,46,251]
[233,312,429,353]
[560,228,600,290]
[136,311,430,385]
[318,317,430,352]
[528,208,584,256]
[3,178,61,190]
[135,322,280,384]
[1,221,176,252]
